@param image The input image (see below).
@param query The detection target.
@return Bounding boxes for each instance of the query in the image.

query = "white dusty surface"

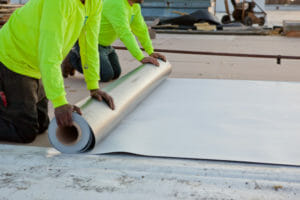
[0,145,300,200]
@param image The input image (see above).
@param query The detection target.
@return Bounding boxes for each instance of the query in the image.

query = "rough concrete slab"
[0,145,300,200]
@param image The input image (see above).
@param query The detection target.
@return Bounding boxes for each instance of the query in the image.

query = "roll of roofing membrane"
[48,60,172,154]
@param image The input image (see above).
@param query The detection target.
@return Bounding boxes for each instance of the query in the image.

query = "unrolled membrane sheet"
[91,78,300,166]
[48,60,172,153]
[49,61,300,166]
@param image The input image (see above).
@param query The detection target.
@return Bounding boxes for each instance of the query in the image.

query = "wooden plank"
[0,8,17,13]
[0,4,22,8]
[152,24,180,28]
[194,22,216,31]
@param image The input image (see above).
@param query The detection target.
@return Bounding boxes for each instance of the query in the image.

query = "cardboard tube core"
[56,123,82,146]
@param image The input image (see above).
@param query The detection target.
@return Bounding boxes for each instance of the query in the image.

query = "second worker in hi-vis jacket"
[63,0,166,82]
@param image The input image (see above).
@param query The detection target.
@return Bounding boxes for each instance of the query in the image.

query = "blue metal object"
[141,0,212,20]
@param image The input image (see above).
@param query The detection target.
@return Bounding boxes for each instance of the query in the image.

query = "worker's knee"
[113,68,121,80]
[14,121,41,143]
[68,47,83,74]
[101,68,121,82]
[100,73,114,82]
[19,132,37,143]
[100,67,114,82]
[0,118,38,143]
[15,126,39,143]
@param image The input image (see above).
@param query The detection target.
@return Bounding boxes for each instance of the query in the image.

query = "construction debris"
[159,9,221,27]
[194,22,216,31]
[269,26,283,35]
[222,0,267,26]
[149,9,274,35]
[283,20,300,37]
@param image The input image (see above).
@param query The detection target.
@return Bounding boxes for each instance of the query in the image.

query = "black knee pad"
[113,68,122,80]
[100,72,114,82]
[18,130,38,143]
[15,124,39,143]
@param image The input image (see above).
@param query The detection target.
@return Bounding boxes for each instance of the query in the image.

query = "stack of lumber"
[0,3,22,26]
[283,20,300,37]
[0,0,10,3]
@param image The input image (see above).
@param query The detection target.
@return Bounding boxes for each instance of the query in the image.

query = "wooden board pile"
[0,2,22,26]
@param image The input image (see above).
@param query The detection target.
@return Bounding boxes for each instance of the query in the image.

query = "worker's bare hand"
[54,104,82,127]
[150,52,166,62]
[90,89,115,110]
[141,56,160,66]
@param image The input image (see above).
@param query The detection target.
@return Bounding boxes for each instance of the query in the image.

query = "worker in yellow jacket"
[0,0,114,143]
[63,0,166,82]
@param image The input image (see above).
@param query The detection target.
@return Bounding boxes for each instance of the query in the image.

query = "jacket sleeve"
[104,0,145,61]
[78,0,102,86]
[38,0,69,108]
[131,4,154,56]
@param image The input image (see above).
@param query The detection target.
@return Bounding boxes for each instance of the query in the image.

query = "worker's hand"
[54,104,82,127]
[150,52,166,62]
[141,56,160,66]
[90,89,115,110]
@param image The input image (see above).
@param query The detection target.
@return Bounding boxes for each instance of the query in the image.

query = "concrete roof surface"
[0,145,300,200]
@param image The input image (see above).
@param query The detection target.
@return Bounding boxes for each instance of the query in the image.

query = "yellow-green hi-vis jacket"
[0,0,102,108]
[99,0,154,61]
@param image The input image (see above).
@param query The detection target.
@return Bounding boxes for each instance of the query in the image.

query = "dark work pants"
[69,43,122,82]
[0,62,49,143]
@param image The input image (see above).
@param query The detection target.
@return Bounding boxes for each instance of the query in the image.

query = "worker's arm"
[38,0,83,127]
[131,4,153,56]
[38,0,74,127]
[78,0,101,90]
[38,0,69,108]
[78,1,115,110]
[131,4,166,63]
